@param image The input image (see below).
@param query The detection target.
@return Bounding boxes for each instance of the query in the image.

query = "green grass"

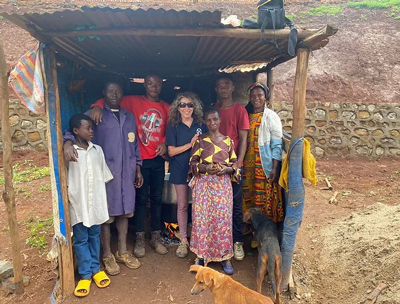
[0,160,50,185]
[286,13,297,20]
[22,215,53,249]
[302,5,344,17]
[39,184,51,192]
[348,0,400,18]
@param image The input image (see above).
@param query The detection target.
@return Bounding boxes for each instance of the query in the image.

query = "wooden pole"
[291,48,310,143]
[47,46,75,296]
[0,39,24,294]
[267,68,274,104]
[44,27,318,40]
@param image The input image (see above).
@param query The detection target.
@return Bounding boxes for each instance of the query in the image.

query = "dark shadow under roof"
[1,7,337,77]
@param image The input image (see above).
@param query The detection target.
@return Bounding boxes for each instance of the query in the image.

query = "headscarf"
[246,82,270,101]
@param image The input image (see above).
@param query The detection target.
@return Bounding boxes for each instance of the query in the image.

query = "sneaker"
[233,242,245,261]
[115,251,141,269]
[134,232,146,258]
[102,254,120,276]
[150,230,168,255]
[194,258,204,266]
[176,242,189,258]
[221,260,234,275]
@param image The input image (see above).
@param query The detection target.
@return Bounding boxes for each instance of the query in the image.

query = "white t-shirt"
[67,142,113,227]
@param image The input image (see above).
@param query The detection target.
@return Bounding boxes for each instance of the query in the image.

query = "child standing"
[67,113,113,297]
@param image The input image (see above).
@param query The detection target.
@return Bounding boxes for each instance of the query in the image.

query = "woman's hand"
[217,165,234,176]
[190,134,199,146]
[269,167,279,183]
[90,106,103,125]
[205,164,219,175]
[135,166,144,188]
[156,142,167,156]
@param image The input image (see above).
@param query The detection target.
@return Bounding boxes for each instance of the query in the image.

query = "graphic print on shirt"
[139,109,163,146]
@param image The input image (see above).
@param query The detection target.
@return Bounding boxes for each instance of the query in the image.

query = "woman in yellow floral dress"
[242,83,284,223]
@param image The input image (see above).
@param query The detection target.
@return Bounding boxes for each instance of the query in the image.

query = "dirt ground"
[1,152,399,304]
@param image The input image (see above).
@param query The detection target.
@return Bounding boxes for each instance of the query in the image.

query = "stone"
[272,102,281,109]
[340,128,351,135]
[350,136,359,144]
[305,119,311,124]
[351,103,359,109]
[283,126,292,133]
[278,110,288,118]
[330,137,342,145]
[27,132,41,142]
[36,119,47,130]
[381,138,395,145]
[9,115,20,127]
[389,148,400,156]
[323,102,331,107]
[355,128,369,136]
[318,139,326,145]
[341,147,350,156]
[335,121,344,127]
[0,261,13,282]
[1,276,30,296]
[307,102,316,109]
[307,126,316,134]
[315,109,326,119]
[327,127,336,134]
[387,112,397,120]
[366,120,376,127]
[319,130,326,136]
[315,147,324,157]
[373,112,383,120]
[367,105,376,111]
[286,119,293,127]
[14,144,31,151]
[21,120,33,129]
[11,130,25,143]
[359,111,371,119]
[18,108,27,115]
[342,111,356,120]
[356,145,372,156]
[360,104,367,110]
[329,110,338,120]
[315,120,326,127]
[348,121,356,127]
[29,111,40,117]
[305,136,314,144]
[390,130,400,137]
[376,146,384,156]
[35,143,47,152]
[333,103,340,109]
[372,129,384,136]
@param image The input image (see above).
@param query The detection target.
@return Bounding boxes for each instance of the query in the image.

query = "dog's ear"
[189,265,202,273]
[243,210,252,223]
[203,271,214,287]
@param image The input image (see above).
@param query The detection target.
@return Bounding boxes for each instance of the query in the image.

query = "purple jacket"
[65,105,142,216]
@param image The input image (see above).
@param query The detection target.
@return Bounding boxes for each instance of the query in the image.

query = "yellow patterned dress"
[242,112,284,222]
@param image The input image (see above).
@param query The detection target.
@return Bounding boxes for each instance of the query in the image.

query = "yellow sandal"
[74,279,91,297]
[93,271,111,288]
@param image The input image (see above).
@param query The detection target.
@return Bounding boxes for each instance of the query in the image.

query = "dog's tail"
[268,253,282,304]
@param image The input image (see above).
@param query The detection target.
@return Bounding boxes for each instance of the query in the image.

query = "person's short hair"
[203,107,220,118]
[103,81,124,91]
[69,113,91,131]
[215,73,233,84]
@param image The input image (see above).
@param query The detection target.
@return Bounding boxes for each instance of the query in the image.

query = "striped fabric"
[9,43,45,114]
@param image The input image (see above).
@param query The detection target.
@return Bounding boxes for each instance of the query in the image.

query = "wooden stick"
[329,191,339,205]
[324,178,333,190]
[291,48,310,143]
[299,25,338,50]
[0,39,24,294]
[48,46,75,296]
[267,68,274,104]
[44,27,318,40]
[366,283,387,304]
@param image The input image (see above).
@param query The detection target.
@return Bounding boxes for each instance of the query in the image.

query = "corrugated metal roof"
[0,7,331,77]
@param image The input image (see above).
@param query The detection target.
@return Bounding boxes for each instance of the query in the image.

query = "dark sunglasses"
[178,102,194,108]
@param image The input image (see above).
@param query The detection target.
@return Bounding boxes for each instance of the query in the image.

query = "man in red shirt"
[91,75,169,258]
[214,75,250,264]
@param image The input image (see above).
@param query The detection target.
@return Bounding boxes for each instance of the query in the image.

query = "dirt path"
[1,152,399,303]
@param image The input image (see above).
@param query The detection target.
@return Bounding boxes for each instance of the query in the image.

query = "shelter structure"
[0,5,337,301]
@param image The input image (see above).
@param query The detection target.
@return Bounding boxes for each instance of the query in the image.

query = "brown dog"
[190,265,274,304]
[243,209,282,304]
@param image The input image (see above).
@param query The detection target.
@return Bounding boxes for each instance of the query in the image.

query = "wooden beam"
[44,27,318,40]
[291,48,310,142]
[0,39,24,294]
[46,45,75,297]
[267,68,274,103]
[298,25,338,50]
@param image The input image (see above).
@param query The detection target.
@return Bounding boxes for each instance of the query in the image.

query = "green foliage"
[0,160,50,185]
[348,0,400,19]
[23,215,53,249]
[286,13,297,20]
[15,187,31,199]
[39,184,52,192]
[302,5,344,17]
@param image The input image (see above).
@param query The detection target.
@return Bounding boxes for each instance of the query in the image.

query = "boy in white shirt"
[67,113,113,297]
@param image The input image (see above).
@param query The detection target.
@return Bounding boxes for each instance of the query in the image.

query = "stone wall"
[0,99,47,152]
[1,99,400,157]
[273,101,400,157]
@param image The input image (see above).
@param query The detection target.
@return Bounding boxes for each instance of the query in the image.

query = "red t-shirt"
[93,96,170,160]
[215,102,250,155]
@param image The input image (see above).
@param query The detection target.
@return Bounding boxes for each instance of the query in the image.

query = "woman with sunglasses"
[166,92,207,258]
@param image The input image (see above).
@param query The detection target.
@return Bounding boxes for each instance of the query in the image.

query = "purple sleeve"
[135,130,142,166]
[63,128,75,144]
